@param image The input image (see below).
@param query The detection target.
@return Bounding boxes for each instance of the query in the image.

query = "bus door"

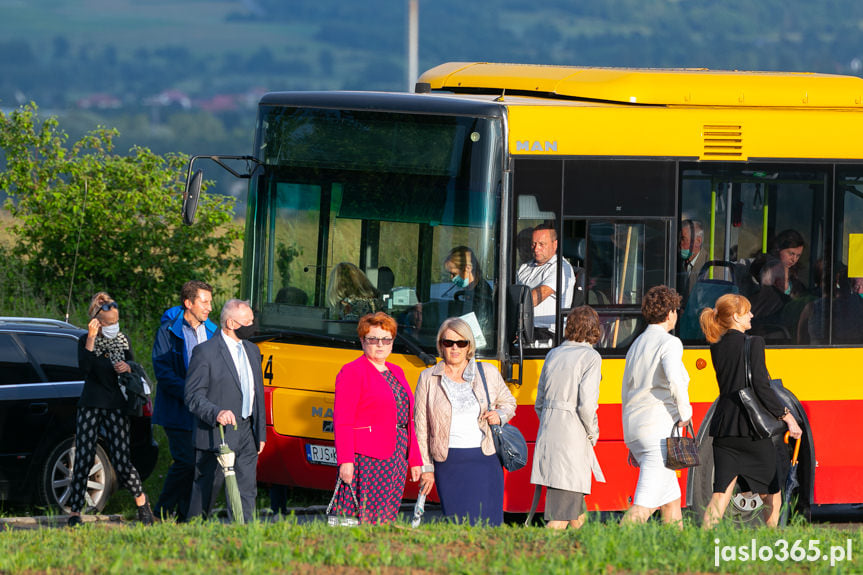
[511,157,676,510]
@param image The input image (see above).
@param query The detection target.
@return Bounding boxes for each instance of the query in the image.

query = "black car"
[0,317,158,512]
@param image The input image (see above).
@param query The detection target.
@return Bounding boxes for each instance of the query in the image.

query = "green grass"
[0,517,860,573]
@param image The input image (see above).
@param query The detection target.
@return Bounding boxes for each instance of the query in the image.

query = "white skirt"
[627,436,681,509]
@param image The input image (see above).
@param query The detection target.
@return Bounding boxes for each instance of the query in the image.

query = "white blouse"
[441,372,484,449]
[621,324,693,444]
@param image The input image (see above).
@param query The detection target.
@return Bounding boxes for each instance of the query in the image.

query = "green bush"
[0,103,241,323]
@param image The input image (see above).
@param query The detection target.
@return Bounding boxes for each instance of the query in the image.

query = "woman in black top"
[443,246,495,332]
[67,292,154,527]
[699,294,802,528]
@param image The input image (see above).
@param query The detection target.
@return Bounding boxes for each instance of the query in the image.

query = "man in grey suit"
[185,299,265,522]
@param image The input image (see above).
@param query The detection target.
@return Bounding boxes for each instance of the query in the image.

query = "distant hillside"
[1,0,861,160]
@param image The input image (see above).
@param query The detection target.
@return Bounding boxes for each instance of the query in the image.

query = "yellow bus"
[185,62,863,519]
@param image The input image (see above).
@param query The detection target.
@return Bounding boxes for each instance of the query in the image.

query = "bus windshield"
[244,106,503,355]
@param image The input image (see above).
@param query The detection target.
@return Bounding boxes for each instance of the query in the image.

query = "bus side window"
[680,166,827,345]
[562,219,667,352]
[831,168,863,345]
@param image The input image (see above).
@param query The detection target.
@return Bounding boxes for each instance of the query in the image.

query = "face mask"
[451,275,470,288]
[680,249,691,260]
[101,323,120,339]
[234,323,256,340]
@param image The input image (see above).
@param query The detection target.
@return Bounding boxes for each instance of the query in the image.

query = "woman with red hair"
[331,312,423,524]
[700,294,802,528]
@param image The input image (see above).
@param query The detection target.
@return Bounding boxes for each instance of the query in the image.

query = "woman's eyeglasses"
[93,301,118,317]
[364,336,393,346]
[440,339,469,348]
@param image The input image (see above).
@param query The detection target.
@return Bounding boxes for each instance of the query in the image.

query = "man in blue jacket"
[151,280,217,521]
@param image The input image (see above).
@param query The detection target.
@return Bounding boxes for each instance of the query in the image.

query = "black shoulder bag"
[477,362,527,472]
[738,336,786,440]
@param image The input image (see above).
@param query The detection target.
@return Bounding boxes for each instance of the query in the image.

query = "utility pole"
[407,0,419,92]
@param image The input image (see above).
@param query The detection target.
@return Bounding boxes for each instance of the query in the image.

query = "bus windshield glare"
[244,106,503,354]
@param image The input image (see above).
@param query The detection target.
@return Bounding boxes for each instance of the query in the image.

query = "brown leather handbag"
[665,422,700,470]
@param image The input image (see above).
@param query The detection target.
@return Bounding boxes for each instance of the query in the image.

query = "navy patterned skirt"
[333,370,409,525]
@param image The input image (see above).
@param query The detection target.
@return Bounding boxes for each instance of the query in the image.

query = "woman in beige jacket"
[414,317,517,526]
[530,306,605,529]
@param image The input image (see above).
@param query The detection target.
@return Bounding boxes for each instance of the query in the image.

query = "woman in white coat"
[621,285,692,526]
[531,306,605,529]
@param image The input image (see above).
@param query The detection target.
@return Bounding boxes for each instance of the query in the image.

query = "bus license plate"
[305,444,337,466]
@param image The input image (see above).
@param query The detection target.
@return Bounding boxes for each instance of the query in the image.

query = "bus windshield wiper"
[396,331,437,367]
[254,326,437,366]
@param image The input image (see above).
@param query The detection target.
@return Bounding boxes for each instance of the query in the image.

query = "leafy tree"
[0,103,241,321]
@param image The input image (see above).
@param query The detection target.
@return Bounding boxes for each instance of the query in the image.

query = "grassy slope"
[0,0,363,94]
[0,0,310,57]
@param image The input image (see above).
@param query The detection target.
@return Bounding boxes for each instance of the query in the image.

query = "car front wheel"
[39,437,116,513]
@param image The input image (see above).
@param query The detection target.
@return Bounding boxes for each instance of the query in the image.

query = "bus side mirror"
[183,169,203,226]
[504,284,534,386]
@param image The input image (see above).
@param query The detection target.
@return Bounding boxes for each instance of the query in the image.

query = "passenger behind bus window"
[275,286,308,305]
[750,259,788,334]
[749,229,807,297]
[796,258,827,344]
[516,223,575,344]
[678,219,707,302]
[443,246,494,332]
[749,229,812,341]
[327,262,383,320]
[832,274,863,344]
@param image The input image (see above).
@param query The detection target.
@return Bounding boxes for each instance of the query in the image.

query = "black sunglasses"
[440,339,469,348]
[93,301,118,317]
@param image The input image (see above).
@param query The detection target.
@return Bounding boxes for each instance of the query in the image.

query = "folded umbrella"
[217,424,245,524]
[411,492,426,528]
[778,431,802,527]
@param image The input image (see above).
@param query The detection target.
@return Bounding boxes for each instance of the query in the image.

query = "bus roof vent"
[702,124,743,159]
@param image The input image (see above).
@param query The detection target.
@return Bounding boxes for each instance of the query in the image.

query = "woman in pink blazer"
[331,312,423,524]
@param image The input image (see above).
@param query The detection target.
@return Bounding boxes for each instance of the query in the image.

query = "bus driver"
[517,223,575,344]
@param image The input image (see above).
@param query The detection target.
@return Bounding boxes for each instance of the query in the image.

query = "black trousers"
[154,426,195,520]
[187,418,258,522]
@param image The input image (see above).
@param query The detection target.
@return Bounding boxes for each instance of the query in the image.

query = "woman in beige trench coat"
[530,306,605,529]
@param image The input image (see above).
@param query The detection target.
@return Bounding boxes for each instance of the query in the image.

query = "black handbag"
[738,336,786,440]
[477,362,527,472]
[664,422,700,470]
[119,361,151,417]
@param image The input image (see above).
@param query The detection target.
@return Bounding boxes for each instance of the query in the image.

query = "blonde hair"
[435,317,476,359]
[87,291,116,318]
[327,262,378,309]
[699,294,752,343]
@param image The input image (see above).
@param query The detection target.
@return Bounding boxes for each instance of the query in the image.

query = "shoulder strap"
[743,335,753,389]
[476,361,492,408]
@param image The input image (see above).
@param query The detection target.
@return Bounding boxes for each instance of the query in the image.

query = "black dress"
[708,330,788,494]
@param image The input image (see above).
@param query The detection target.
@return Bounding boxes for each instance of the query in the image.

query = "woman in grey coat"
[530,306,605,529]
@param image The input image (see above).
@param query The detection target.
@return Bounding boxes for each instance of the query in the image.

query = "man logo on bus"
[516,140,558,152]
[311,406,334,418]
